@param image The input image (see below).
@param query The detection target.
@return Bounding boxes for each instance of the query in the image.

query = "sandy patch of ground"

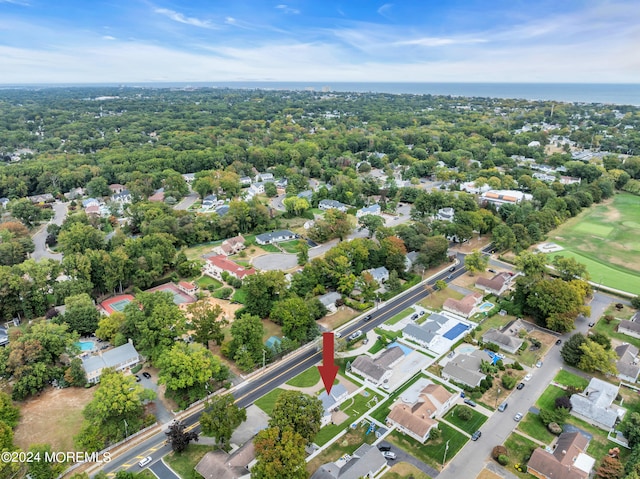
[317,307,359,331]
[604,203,622,222]
[200,296,242,322]
[451,271,484,289]
[476,468,505,479]
[14,386,95,451]
[450,237,493,254]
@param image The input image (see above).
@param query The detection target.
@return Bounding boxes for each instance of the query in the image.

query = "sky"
[0,0,639,84]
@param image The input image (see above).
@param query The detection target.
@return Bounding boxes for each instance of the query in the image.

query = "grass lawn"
[383,462,431,479]
[306,424,376,475]
[231,288,247,304]
[254,388,285,415]
[593,318,640,350]
[386,307,415,325]
[476,313,516,335]
[314,389,383,446]
[419,288,464,310]
[367,338,386,355]
[547,193,640,292]
[196,275,222,290]
[374,327,403,342]
[504,433,538,477]
[553,370,589,389]
[442,404,489,434]
[164,444,211,479]
[388,423,467,470]
[138,471,156,479]
[258,243,281,253]
[516,412,556,444]
[286,367,320,387]
[262,319,283,343]
[535,385,567,410]
[279,240,302,254]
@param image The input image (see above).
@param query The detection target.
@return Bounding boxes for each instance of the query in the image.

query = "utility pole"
[443,439,450,467]
[262,349,267,370]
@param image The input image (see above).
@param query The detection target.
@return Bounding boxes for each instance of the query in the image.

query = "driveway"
[392,448,440,477]
[149,459,180,479]
[31,200,67,261]
[139,374,174,425]
[252,252,298,271]
[173,192,198,211]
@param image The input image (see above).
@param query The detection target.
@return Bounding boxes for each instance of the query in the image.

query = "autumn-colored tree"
[595,456,624,479]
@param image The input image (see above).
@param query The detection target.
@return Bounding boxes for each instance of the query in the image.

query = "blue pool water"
[387,341,412,355]
[443,323,469,340]
[478,302,495,312]
[76,341,94,351]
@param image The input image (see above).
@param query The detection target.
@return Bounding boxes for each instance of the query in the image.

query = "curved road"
[31,200,67,261]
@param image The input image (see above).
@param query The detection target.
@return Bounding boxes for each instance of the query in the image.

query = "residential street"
[173,191,199,210]
[31,200,67,261]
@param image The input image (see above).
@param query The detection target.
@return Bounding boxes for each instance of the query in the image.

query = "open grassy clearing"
[547,193,640,292]
[196,275,221,289]
[164,444,210,479]
[388,423,467,470]
[279,240,302,253]
[535,385,567,410]
[387,307,415,325]
[593,317,640,350]
[442,404,488,434]
[286,367,321,388]
[254,387,285,416]
[419,288,464,310]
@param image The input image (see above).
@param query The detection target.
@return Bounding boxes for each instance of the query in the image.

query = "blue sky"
[0,0,638,84]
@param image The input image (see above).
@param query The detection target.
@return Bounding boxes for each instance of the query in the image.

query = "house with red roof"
[203,255,256,281]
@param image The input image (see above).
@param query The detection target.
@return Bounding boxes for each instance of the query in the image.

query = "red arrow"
[318,332,339,395]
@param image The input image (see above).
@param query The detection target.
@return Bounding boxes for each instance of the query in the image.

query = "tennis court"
[100,294,135,315]
[145,283,196,306]
[442,322,469,340]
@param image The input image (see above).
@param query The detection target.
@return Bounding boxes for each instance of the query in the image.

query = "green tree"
[122,292,187,362]
[560,333,587,366]
[58,222,105,255]
[620,412,640,449]
[515,251,548,279]
[28,444,65,479]
[186,301,228,347]
[95,312,126,344]
[268,390,323,444]
[492,224,517,252]
[9,198,46,228]
[0,392,19,428]
[76,370,156,451]
[464,250,488,275]
[283,196,310,216]
[380,235,408,274]
[64,357,88,386]
[435,279,448,291]
[200,394,247,451]
[86,176,111,197]
[578,339,618,374]
[358,214,385,238]
[270,296,318,344]
[59,293,101,336]
[228,313,265,371]
[157,343,229,409]
[296,240,309,266]
[552,255,590,281]
[525,279,588,332]
[264,182,277,197]
[252,427,308,479]
[243,271,288,318]
[417,235,449,268]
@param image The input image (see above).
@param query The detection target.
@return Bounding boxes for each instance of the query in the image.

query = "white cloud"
[154,8,216,29]
[0,0,30,5]
[396,37,487,47]
[275,4,300,15]
[377,3,393,17]
[102,35,116,41]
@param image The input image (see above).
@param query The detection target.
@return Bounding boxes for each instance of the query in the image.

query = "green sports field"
[547,193,640,294]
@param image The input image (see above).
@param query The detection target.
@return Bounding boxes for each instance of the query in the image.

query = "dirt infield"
[13,386,95,451]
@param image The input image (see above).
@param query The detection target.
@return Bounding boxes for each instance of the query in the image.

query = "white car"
[382,451,397,460]
[513,413,523,422]
[524,373,532,381]
[138,456,152,468]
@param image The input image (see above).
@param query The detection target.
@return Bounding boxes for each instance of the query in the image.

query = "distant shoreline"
[0,81,638,106]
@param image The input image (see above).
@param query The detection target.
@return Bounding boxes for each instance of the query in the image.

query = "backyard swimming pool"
[477,302,495,313]
[76,340,95,351]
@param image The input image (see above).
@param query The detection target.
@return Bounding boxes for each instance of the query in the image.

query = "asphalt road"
[95,250,477,477]
[149,459,180,479]
[31,200,67,261]
[173,192,199,211]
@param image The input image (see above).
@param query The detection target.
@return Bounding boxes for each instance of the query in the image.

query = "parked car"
[513,412,523,422]
[463,398,477,407]
[488,268,496,273]
[523,373,532,381]
[411,314,419,320]
[498,402,508,412]
[382,451,397,460]
[347,330,363,342]
[142,372,151,379]
[536,360,543,368]
[555,339,562,345]
[419,310,425,316]
[588,322,595,327]
[135,375,141,382]
[516,382,525,390]
[471,430,482,441]
[138,456,152,468]
[377,443,391,452]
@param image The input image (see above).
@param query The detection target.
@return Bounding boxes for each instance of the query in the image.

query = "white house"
[202,194,218,209]
[480,190,533,207]
[318,291,342,315]
[319,199,348,212]
[254,172,274,183]
[245,182,265,200]
[618,319,640,340]
[460,182,492,195]
[615,344,640,383]
[356,204,381,218]
[435,207,455,222]
[318,384,349,426]
[203,255,256,281]
[82,341,141,384]
[441,350,491,388]
[570,378,625,430]
[239,176,252,186]
[350,346,404,385]
[255,230,297,245]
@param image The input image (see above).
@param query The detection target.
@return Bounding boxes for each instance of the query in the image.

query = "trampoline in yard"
[442,322,469,340]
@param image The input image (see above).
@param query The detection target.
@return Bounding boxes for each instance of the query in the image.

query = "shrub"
[555,396,572,410]
[518,341,529,352]
[604,315,615,323]
[548,422,563,435]
[486,342,500,353]
[429,427,441,440]
[502,374,517,389]
[492,445,507,460]
[131,364,142,374]
[511,361,524,370]
[498,454,510,466]
[457,406,473,421]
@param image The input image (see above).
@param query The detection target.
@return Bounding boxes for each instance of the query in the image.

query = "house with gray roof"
[475,272,514,296]
[356,204,381,218]
[0,198,10,208]
[570,377,625,430]
[615,344,640,383]
[318,292,342,314]
[402,313,450,349]
[310,443,386,479]
[482,328,524,354]
[255,230,297,245]
[319,199,348,212]
[618,319,640,340]
[350,346,404,385]
[318,384,349,426]
[363,266,389,284]
[82,341,141,383]
[441,350,491,388]
[240,176,252,186]
[297,190,313,201]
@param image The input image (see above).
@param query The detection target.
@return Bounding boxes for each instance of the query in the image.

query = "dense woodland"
[0,87,640,472]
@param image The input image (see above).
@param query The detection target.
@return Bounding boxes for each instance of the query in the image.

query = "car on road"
[335,332,342,338]
[498,402,508,412]
[382,451,397,460]
[447,274,453,279]
[488,268,496,273]
[524,373,532,381]
[363,315,372,321]
[134,375,141,382]
[471,430,482,441]
[138,456,152,468]
[449,266,456,272]
[463,398,477,407]
[363,338,369,345]
[513,412,523,422]
[555,339,562,345]
[516,382,525,390]
[142,372,151,379]
[588,322,595,327]
[536,360,543,368]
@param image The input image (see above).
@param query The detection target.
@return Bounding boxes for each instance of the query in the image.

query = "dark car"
[135,375,141,382]
[463,398,477,407]
[471,430,482,441]
[588,322,595,327]
[488,268,496,273]
[142,372,151,379]
[555,339,562,345]
[449,266,456,272]
[377,443,391,452]
[516,382,525,390]
[363,315,372,322]
[411,314,419,320]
